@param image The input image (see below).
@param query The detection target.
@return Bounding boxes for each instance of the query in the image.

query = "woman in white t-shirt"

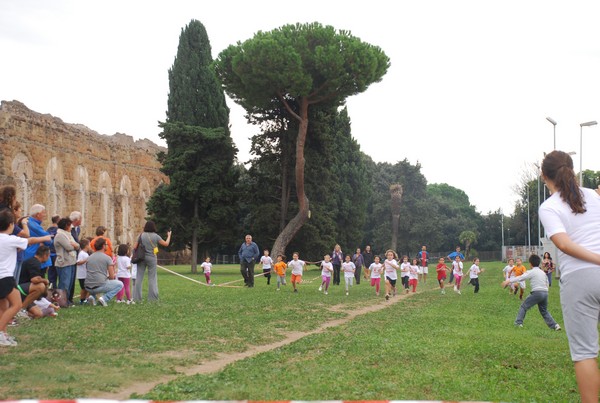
[539,150,600,403]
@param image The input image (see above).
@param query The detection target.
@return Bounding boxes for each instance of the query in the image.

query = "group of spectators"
[0,184,172,347]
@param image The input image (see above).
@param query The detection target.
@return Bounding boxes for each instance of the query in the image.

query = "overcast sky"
[2,0,600,215]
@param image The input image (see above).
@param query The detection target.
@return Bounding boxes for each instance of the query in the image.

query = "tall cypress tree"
[148,19,237,272]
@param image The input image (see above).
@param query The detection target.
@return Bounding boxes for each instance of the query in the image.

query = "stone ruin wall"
[0,100,168,246]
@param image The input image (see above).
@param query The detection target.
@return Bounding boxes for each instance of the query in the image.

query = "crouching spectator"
[18,245,51,315]
[31,289,61,318]
[84,238,123,307]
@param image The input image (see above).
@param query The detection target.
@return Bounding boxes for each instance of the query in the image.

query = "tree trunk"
[272,99,310,258]
[391,214,399,251]
[280,149,290,233]
[390,184,403,252]
[191,199,198,274]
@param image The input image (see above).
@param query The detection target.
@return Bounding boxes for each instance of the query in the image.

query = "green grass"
[0,262,579,401]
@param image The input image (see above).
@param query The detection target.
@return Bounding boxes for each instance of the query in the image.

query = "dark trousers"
[402,276,409,289]
[47,255,58,289]
[263,268,271,284]
[448,270,455,283]
[354,267,362,284]
[241,260,255,287]
[469,277,480,293]
[333,264,341,285]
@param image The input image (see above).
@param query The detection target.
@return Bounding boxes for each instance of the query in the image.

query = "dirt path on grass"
[98,290,417,400]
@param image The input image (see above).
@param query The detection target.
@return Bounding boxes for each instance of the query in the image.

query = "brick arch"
[119,175,133,245]
[11,152,33,214]
[74,165,89,234]
[98,171,114,240]
[139,177,151,220]
[45,156,65,216]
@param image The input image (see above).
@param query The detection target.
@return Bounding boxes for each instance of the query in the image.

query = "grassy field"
[0,261,578,401]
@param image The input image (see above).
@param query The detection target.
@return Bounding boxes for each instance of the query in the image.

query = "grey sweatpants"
[134,257,159,301]
[515,290,557,329]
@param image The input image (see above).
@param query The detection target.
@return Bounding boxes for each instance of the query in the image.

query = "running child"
[319,254,333,295]
[288,252,305,293]
[409,258,419,293]
[502,258,516,295]
[260,249,273,285]
[273,254,287,291]
[417,245,429,283]
[369,255,383,296]
[509,258,527,300]
[342,254,356,296]
[400,255,411,294]
[383,250,399,300]
[436,257,449,294]
[452,255,464,294]
[468,257,483,293]
[200,256,213,286]
[116,244,133,303]
[501,254,561,331]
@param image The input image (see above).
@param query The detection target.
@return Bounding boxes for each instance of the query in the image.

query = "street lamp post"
[527,184,531,249]
[546,117,557,150]
[580,121,598,185]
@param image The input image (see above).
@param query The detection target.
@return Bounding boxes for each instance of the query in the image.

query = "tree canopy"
[215,22,390,257]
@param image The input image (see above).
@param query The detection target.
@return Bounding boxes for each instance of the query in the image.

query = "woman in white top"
[539,150,600,403]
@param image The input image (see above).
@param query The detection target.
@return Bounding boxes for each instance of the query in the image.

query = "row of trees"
[147,20,506,268]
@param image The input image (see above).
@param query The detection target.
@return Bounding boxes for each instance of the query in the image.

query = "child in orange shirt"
[273,255,287,291]
[509,258,527,300]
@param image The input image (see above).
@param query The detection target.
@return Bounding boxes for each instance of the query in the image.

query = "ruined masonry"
[0,100,168,245]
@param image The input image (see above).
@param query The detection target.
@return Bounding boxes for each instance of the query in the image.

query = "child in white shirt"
[319,255,333,295]
[468,257,483,293]
[384,250,399,300]
[342,255,356,296]
[201,256,213,285]
[288,252,306,293]
[369,255,383,296]
[452,255,464,294]
[116,244,133,304]
[409,258,419,293]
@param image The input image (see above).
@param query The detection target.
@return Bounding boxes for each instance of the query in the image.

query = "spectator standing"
[362,245,374,280]
[54,218,80,305]
[238,235,259,288]
[538,150,600,402]
[331,244,343,286]
[352,248,364,285]
[132,221,171,302]
[69,211,82,242]
[46,215,60,288]
[23,204,52,270]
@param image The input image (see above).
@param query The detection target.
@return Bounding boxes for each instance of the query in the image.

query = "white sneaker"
[454,285,457,292]
[318,286,322,291]
[0,332,16,346]
[16,309,29,319]
[346,291,349,296]
[554,324,562,331]
[116,300,124,304]
[87,295,97,306]
[458,290,461,295]
[129,300,136,305]
[98,296,108,307]
[324,291,328,295]
[441,290,446,294]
